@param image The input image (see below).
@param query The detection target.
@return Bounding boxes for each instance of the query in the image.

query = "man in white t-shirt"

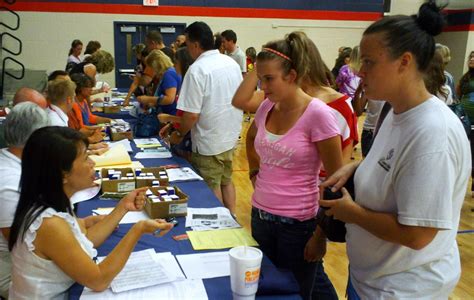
[171,22,243,214]
[221,30,247,74]
[46,79,76,127]
[0,102,50,298]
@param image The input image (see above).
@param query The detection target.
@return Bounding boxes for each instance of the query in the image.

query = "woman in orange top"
[70,73,111,125]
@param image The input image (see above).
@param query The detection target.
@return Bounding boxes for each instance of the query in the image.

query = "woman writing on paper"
[8,127,173,299]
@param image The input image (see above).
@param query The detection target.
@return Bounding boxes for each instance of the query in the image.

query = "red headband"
[262,47,292,62]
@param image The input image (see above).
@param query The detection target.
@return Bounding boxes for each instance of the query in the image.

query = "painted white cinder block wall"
[3,2,471,88]
[8,12,373,87]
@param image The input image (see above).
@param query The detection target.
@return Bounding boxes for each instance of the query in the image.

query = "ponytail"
[257,31,330,87]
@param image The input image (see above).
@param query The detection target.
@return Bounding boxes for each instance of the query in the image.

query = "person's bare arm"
[232,71,265,113]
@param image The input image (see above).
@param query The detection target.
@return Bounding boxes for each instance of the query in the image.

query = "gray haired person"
[0,102,50,298]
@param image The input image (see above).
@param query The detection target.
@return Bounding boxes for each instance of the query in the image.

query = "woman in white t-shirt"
[319,1,470,299]
[8,127,173,299]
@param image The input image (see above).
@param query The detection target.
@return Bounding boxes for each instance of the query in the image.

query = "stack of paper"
[187,228,258,250]
[109,249,176,293]
[135,149,172,159]
[80,280,207,300]
[108,139,133,152]
[134,138,162,148]
[92,207,150,224]
[186,207,240,231]
[80,250,209,300]
[167,167,203,182]
[89,144,131,167]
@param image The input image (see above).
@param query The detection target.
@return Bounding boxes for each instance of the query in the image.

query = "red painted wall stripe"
[444,24,474,32]
[11,2,382,21]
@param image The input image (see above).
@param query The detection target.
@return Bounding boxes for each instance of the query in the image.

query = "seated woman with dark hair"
[70,73,112,126]
[8,127,173,299]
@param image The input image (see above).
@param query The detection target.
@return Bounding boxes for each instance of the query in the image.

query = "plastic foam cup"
[229,246,263,300]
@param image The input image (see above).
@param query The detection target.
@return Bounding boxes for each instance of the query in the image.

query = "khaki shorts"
[192,148,234,189]
[0,250,11,299]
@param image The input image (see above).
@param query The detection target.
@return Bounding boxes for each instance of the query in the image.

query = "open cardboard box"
[101,167,136,193]
[136,167,169,188]
[103,105,121,114]
[110,130,132,141]
[144,186,188,218]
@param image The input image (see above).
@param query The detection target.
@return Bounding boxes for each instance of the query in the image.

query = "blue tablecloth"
[68,141,300,299]
[94,109,136,120]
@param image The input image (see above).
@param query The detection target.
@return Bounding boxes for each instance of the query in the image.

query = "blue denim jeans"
[251,208,338,300]
[346,275,361,300]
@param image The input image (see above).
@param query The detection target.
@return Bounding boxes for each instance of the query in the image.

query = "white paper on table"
[152,252,186,281]
[70,185,101,205]
[80,279,208,300]
[185,207,241,231]
[112,119,128,125]
[92,207,150,224]
[109,249,176,293]
[167,167,203,182]
[135,151,172,159]
[107,139,133,153]
[176,251,230,279]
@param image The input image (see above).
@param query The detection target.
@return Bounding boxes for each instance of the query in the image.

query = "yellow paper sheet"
[90,144,131,167]
[94,160,144,171]
[187,228,258,250]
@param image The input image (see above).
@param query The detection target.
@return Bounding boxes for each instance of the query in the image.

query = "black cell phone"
[321,187,343,209]
[166,217,179,226]
[320,173,356,209]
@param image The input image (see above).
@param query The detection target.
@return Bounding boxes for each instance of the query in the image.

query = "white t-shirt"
[177,50,243,156]
[0,148,21,252]
[348,97,470,299]
[227,46,247,73]
[67,55,81,64]
[47,104,69,127]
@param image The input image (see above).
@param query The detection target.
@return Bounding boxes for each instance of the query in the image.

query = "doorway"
[113,21,186,89]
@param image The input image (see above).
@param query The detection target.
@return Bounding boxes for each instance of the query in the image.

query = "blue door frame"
[113,21,186,89]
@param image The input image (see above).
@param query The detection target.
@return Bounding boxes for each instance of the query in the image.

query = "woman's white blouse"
[9,208,97,300]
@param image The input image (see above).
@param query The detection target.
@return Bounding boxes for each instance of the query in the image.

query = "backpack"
[133,108,159,137]
[448,103,471,137]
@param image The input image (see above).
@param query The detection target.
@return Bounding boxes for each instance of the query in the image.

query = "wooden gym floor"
[232,115,474,299]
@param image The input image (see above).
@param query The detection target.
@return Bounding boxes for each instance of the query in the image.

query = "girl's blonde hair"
[349,46,361,72]
[145,49,174,76]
